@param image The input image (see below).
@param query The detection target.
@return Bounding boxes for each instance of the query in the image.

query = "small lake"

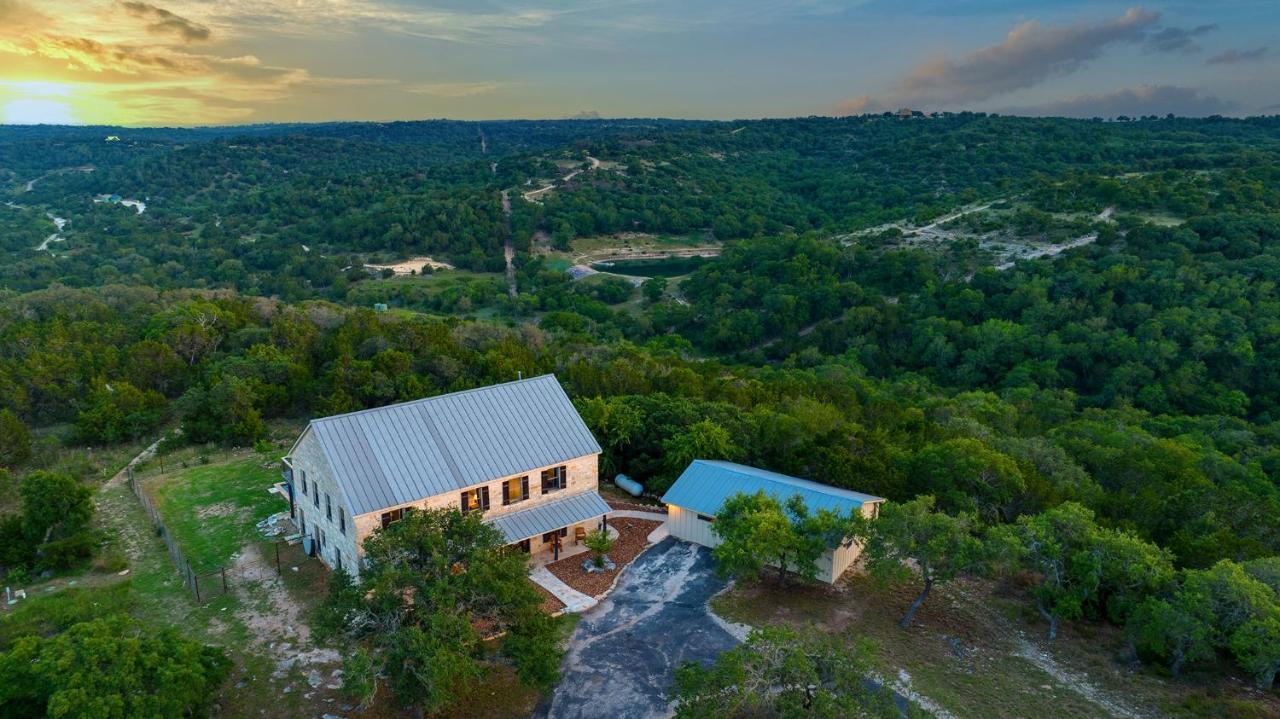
[591,255,711,278]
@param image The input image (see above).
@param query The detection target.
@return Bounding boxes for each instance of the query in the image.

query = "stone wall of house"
[290,429,361,575]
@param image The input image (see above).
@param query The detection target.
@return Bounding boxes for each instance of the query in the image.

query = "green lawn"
[144,454,287,573]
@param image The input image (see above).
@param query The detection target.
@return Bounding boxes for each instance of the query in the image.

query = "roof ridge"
[309,373,558,424]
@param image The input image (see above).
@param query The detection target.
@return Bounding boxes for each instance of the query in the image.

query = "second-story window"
[461,486,490,513]
[313,486,320,507]
[300,471,307,496]
[339,508,346,534]
[380,507,406,529]
[502,476,530,506]
[541,465,566,494]
[325,494,332,521]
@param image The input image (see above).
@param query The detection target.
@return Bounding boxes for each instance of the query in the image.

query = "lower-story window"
[541,527,569,544]
[517,538,531,553]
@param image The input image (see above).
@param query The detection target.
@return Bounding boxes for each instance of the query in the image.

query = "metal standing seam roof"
[660,460,884,518]
[486,490,611,543]
[301,375,602,516]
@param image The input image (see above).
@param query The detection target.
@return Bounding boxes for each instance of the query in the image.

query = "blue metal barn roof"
[301,375,601,515]
[660,460,883,518]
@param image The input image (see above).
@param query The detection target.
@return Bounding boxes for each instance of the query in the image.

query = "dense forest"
[2,114,1280,712]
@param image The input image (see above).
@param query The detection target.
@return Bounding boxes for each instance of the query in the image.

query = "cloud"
[894,8,1158,106]
[1003,84,1235,118]
[1207,46,1269,65]
[1144,23,1215,54]
[835,7,1227,113]
[403,81,508,97]
[120,1,211,43]
[0,0,400,123]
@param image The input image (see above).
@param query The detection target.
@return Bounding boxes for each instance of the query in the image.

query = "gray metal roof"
[304,375,601,515]
[660,460,883,518]
[487,490,610,543]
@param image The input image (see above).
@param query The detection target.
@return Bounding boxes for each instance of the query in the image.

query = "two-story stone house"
[282,374,606,577]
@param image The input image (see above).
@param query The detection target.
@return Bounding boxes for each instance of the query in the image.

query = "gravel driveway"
[534,538,742,719]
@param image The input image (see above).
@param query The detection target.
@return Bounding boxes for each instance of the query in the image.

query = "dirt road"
[521,155,599,203]
[502,190,517,297]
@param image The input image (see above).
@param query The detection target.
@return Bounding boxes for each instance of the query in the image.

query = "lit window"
[461,487,490,513]
[503,476,529,506]
[541,466,566,494]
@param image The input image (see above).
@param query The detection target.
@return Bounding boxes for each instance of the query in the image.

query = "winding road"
[522,155,600,203]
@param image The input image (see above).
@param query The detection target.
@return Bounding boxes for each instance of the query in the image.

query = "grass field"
[143,455,285,572]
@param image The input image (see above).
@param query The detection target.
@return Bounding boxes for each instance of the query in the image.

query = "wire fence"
[127,465,231,602]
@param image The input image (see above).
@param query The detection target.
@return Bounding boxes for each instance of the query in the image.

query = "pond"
[590,255,711,278]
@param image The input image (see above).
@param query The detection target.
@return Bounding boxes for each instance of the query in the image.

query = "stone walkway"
[530,565,597,613]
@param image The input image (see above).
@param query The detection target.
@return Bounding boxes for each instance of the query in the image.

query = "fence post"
[193,571,200,603]
[275,543,281,576]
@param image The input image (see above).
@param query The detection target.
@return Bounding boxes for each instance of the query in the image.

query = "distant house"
[661,460,884,584]
[283,375,606,577]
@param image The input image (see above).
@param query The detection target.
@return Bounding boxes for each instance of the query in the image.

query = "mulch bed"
[606,499,667,514]
[531,579,567,614]
[546,517,663,598]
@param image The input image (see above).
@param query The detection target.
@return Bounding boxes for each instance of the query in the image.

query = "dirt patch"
[545,518,662,598]
[605,499,666,514]
[364,256,454,274]
[231,543,310,647]
[195,500,241,520]
[1014,635,1149,719]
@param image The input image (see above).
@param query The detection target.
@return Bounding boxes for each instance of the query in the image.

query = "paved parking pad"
[535,538,740,719]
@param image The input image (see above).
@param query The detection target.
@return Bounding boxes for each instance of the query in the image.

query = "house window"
[541,465,566,494]
[339,508,346,534]
[461,486,490,513]
[313,485,319,507]
[299,508,306,533]
[325,494,332,521]
[300,471,307,496]
[541,527,569,544]
[502,476,530,506]
[321,529,326,548]
[696,513,715,523]
[380,507,406,529]
[335,552,343,572]
[517,538,531,553]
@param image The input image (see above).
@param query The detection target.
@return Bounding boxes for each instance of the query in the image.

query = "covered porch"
[487,490,613,567]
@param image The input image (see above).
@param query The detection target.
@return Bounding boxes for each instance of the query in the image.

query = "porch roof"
[487,490,610,543]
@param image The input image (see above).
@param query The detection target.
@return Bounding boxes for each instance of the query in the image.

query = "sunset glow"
[0,1,1275,125]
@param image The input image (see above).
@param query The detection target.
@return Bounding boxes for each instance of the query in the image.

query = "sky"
[0,0,1276,126]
